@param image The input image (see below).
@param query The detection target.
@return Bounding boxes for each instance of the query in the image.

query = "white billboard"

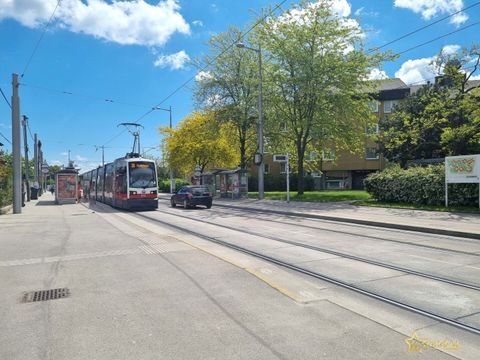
[445,155,480,184]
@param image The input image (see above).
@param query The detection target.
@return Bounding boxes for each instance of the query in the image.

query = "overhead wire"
[368,1,480,53]
[21,0,61,78]
[102,0,290,146]
[396,20,480,56]
[0,131,12,145]
[20,83,160,110]
[27,121,35,142]
[0,87,11,109]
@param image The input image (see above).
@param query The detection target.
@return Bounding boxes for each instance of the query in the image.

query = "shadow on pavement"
[35,200,57,206]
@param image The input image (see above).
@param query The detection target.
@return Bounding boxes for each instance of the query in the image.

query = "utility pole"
[95,145,106,166]
[34,133,38,186]
[38,143,43,194]
[11,73,22,213]
[22,115,30,201]
[169,106,174,194]
[155,106,174,193]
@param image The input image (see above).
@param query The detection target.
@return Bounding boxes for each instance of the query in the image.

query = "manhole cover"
[22,288,70,303]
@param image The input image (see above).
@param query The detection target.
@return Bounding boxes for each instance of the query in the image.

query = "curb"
[215,203,480,240]
[0,204,12,215]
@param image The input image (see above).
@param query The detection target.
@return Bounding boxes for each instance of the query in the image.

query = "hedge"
[249,173,315,192]
[364,164,479,207]
[158,178,191,193]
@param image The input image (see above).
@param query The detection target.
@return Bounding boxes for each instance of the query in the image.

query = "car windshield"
[129,162,156,188]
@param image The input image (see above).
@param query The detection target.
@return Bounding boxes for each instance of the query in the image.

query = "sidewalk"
[207,197,480,239]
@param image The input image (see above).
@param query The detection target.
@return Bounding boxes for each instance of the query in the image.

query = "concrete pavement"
[0,192,469,359]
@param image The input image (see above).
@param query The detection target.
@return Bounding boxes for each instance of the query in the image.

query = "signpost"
[445,155,480,208]
[273,154,290,203]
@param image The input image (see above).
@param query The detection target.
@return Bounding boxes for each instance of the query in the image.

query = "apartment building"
[255,78,411,191]
[321,78,410,190]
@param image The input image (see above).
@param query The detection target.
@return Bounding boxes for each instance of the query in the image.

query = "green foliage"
[256,0,392,194]
[364,164,479,207]
[249,173,316,192]
[378,46,480,166]
[193,26,259,169]
[249,190,370,202]
[0,151,13,208]
[158,178,191,193]
[159,111,240,177]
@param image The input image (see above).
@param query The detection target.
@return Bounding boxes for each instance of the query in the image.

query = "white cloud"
[394,0,468,26]
[395,44,463,85]
[195,71,213,82]
[441,44,461,56]
[368,68,388,80]
[192,20,203,27]
[154,50,190,70]
[75,154,87,162]
[0,0,190,46]
[395,57,437,85]
[354,7,364,17]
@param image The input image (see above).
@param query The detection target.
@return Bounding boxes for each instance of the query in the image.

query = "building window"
[383,100,399,113]
[322,149,335,161]
[365,147,379,160]
[369,101,379,112]
[365,123,379,135]
[264,163,270,174]
[280,163,287,174]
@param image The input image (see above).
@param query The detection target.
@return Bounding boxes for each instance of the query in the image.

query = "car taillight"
[187,193,193,199]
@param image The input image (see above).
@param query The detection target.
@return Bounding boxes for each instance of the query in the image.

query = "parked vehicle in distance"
[171,185,212,209]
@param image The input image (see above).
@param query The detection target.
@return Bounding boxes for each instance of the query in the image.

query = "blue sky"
[0,0,479,172]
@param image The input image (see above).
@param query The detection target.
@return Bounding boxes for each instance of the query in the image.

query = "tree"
[256,0,389,194]
[378,46,480,166]
[159,111,239,177]
[0,151,13,207]
[193,26,259,169]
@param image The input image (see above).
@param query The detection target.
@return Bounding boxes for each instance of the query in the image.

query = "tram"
[81,154,158,210]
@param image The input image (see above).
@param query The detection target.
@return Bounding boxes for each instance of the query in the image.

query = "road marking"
[0,248,141,267]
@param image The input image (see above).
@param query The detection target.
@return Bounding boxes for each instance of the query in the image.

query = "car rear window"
[191,187,210,196]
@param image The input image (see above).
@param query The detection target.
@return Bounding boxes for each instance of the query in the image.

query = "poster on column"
[57,174,77,199]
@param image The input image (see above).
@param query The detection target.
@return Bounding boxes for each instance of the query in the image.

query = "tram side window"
[116,166,127,194]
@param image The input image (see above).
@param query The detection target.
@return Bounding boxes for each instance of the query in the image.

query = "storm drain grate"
[22,288,70,303]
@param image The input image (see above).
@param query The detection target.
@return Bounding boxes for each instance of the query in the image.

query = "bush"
[364,164,479,207]
[158,178,191,193]
[0,153,13,208]
[249,173,315,192]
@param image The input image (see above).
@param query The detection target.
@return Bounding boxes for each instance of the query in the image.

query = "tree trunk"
[297,149,305,195]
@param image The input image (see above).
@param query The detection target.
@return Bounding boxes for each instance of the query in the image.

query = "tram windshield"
[128,162,156,188]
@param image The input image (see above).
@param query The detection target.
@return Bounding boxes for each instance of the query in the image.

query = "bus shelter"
[201,168,248,199]
[55,167,79,204]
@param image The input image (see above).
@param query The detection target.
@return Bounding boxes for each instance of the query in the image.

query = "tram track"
[203,206,480,257]
[131,210,480,336]
[154,208,480,291]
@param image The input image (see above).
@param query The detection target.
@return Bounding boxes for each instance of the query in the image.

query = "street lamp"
[155,106,175,193]
[236,41,264,199]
